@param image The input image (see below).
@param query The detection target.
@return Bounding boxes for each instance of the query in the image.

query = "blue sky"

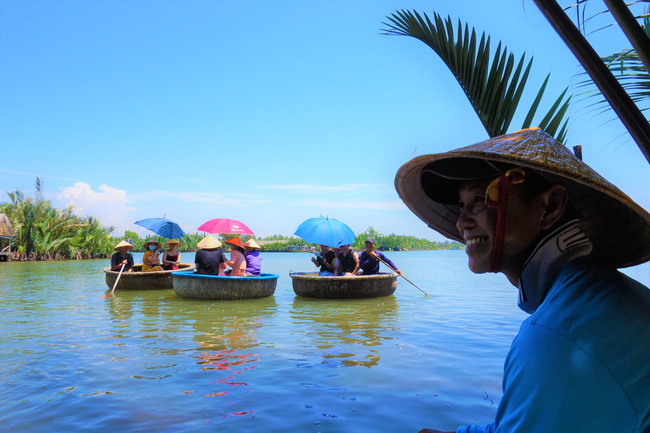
[1,0,648,242]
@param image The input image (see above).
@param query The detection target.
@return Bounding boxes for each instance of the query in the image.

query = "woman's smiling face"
[456,178,546,284]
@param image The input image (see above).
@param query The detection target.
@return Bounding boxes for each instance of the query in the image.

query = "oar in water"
[374,254,429,296]
[103,262,126,298]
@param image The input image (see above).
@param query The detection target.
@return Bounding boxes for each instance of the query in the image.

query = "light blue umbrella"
[294,217,355,247]
[134,218,185,239]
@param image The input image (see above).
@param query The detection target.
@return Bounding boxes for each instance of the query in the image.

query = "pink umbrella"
[198,218,254,235]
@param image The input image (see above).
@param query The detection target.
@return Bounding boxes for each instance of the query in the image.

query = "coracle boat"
[103,263,195,291]
[172,271,279,300]
[289,272,397,299]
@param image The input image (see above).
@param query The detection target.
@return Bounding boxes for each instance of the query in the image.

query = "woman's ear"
[540,185,568,230]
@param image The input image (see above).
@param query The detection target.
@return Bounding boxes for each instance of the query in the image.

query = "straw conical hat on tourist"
[143,240,161,249]
[164,239,182,248]
[114,240,134,251]
[244,239,261,249]
[197,235,222,250]
[394,127,650,268]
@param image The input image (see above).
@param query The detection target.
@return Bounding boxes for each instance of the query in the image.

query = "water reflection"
[289,296,400,368]
[174,297,277,417]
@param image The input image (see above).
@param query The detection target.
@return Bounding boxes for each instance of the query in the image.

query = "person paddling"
[358,237,402,276]
[110,240,134,273]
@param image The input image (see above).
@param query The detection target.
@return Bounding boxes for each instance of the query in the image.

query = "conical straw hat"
[394,128,650,268]
[197,235,222,250]
[244,239,261,249]
[114,240,134,251]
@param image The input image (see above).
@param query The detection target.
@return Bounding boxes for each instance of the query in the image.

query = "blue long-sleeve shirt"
[358,251,398,275]
[457,259,650,433]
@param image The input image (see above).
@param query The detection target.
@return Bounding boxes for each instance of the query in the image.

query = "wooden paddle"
[374,253,429,296]
[104,262,125,298]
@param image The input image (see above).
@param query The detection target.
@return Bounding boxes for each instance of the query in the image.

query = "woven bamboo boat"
[289,272,397,299]
[172,271,279,300]
[103,263,195,291]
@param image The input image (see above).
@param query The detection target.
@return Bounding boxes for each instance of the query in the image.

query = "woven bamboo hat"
[394,128,650,268]
[244,239,261,249]
[164,239,182,248]
[114,240,134,251]
[197,235,222,250]
[143,240,161,249]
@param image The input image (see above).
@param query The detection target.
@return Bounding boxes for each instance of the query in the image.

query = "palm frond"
[382,10,571,142]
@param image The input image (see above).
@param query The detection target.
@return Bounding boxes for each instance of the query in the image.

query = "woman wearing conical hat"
[244,238,262,276]
[161,239,182,271]
[395,128,650,433]
[141,240,163,272]
[225,237,247,277]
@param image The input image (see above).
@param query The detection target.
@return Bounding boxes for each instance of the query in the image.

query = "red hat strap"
[485,169,525,273]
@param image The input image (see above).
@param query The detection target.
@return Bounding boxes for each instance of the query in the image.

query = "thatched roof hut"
[0,214,16,238]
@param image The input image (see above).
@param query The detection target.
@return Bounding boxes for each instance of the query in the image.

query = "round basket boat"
[103,263,195,291]
[289,272,397,299]
[172,271,279,300]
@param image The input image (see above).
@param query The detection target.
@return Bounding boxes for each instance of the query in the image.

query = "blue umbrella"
[294,217,355,247]
[134,218,185,239]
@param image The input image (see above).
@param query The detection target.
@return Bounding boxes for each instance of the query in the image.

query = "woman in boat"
[194,235,226,275]
[225,237,247,277]
[312,244,336,276]
[395,128,650,433]
[161,239,182,271]
[110,240,134,273]
[358,237,402,276]
[334,244,359,276]
[141,240,163,272]
[244,238,262,276]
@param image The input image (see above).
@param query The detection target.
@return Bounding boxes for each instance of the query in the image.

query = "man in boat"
[311,244,336,276]
[244,238,262,276]
[358,237,402,276]
[195,235,226,275]
[394,128,650,433]
[110,240,134,273]
[334,244,359,276]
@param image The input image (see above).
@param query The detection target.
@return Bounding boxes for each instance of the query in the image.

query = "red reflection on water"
[194,344,259,417]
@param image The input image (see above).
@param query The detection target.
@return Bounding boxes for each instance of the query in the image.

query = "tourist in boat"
[358,237,402,276]
[225,237,247,277]
[194,235,226,275]
[141,240,163,272]
[161,239,182,270]
[244,238,262,276]
[311,244,336,276]
[334,244,359,276]
[110,240,134,273]
[395,128,650,433]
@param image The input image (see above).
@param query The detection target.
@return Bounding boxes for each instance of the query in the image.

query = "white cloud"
[57,182,135,234]
[132,190,271,206]
[259,183,391,193]
[260,184,354,192]
[295,198,406,210]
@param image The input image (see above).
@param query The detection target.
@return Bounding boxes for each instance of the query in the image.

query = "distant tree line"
[1,179,461,261]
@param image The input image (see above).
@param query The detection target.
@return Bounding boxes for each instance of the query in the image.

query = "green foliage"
[1,178,114,260]
[260,237,306,252]
[382,10,571,142]
[262,234,291,240]
[352,227,462,251]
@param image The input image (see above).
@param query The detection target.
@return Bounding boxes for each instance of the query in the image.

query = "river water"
[1,251,648,432]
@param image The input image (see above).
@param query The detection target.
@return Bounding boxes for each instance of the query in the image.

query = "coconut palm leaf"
[382,10,571,142]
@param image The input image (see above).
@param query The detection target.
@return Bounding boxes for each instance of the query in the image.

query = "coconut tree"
[382,10,571,142]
